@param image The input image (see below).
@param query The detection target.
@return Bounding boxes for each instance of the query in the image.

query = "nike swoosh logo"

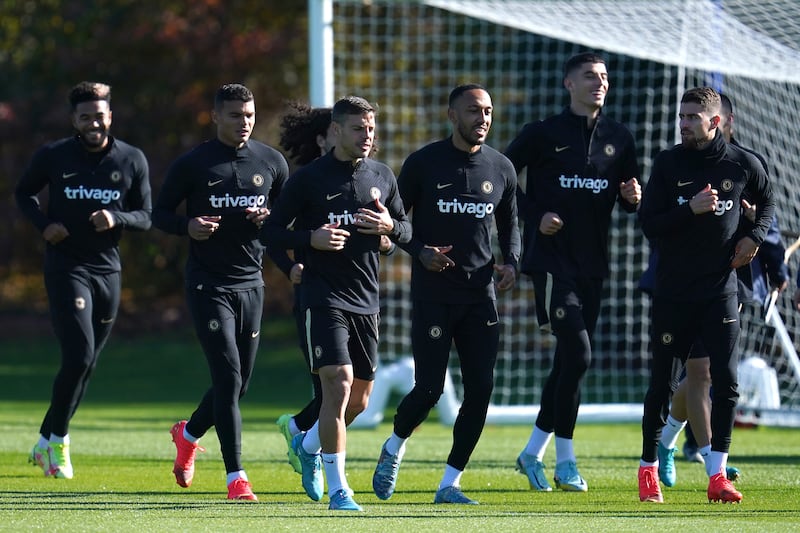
[722,318,737,324]
[326,193,342,200]
[100,318,114,324]
[251,331,259,338]
[486,320,499,326]
[677,180,693,187]
[323,459,334,464]
[436,183,453,190]
[555,146,570,152]
[62,172,78,179]
[208,179,223,187]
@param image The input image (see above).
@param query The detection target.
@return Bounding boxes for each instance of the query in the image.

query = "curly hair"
[279,101,332,166]
[68,81,111,110]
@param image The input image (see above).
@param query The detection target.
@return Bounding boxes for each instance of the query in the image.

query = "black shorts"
[651,294,740,365]
[304,306,378,380]
[531,271,602,336]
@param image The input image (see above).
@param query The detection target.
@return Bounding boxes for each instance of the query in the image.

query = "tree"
[0,0,309,331]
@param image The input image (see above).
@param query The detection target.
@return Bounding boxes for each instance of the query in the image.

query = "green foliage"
[0,1,309,323]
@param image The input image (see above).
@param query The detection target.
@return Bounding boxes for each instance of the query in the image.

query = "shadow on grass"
[0,321,310,409]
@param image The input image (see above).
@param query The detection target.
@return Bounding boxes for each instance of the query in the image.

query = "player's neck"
[570,103,601,128]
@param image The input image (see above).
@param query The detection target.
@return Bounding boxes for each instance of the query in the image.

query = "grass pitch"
[1,329,799,532]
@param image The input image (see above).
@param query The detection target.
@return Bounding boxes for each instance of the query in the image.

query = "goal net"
[326,0,800,427]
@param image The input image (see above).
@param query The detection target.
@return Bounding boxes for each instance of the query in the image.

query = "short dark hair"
[279,102,333,166]
[719,92,733,115]
[331,96,374,125]
[214,83,254,110]
[563,52,606,77]
[68,82,111,110]
[448,83,487,108]
[681,87,721,114]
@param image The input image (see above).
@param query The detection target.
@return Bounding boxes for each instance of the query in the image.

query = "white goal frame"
[311,0,800,427]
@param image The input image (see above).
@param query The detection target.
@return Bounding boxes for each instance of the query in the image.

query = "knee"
[462,376,494,402]
[346,394,368,417]
[686,360,711,388]
[411,385,443,410]
[60,351,95,378]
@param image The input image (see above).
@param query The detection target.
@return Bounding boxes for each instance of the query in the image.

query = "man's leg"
[684,358,712,449]
[700,295,742,503]
[431,301,499,505]
[640,297,693,502]
[373,301,452,500]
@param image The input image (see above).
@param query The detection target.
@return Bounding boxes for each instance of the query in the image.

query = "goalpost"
[312,0,800,427]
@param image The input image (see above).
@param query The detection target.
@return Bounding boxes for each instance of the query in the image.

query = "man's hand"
[89,209,116,232]
[356,198,394,235]
[689,184,719,214]
[289,263,304,284]
[775,279,789,293]
[42,222,69,244]
[741,199,756,223]
[311,222,351,251]
[188,215,221,241]
[245,206,270,228]
[620,178,641,205]
[379,235,393,253]
[539,212,564,235]
[419,245,455,272]
[494,263,516,291]
[731,236,759,268]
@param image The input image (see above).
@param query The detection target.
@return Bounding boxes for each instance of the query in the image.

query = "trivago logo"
[436,198,495,219]
[328,210,358,225]
[64,186,121,204]
[209,194,266,209]
[714,199,734,216]
[558,174,609,194]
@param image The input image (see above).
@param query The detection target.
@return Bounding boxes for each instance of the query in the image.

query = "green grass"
[1,328,800,531]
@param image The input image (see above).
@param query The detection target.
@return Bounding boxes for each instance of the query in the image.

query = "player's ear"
[709,114,721,129]
[211,109,218,125]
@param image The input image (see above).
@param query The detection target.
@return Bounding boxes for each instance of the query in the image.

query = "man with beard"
[637,87,774,504]
[16,81,152,479]
[371,84,520,505]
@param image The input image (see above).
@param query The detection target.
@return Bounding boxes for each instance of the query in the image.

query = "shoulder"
[479,144,514,166]
[248,140,287,162]
[597,115,635,142]
[513,120,547,140]
[400,140,449,175]
[653,144,682,165]
[363,157,394,176]
[727,143,766,174]
[110,138,147,162]
[410,139,446,158]
[35,137,74,157]
[166,141,209,173]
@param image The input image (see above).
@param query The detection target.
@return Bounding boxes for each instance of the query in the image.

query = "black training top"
[505,107,639,279]
[15,135,151,274]
[260,151,411,314]
[639,130,775,301]
[153,138,288,291]
[398,138,520,303]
